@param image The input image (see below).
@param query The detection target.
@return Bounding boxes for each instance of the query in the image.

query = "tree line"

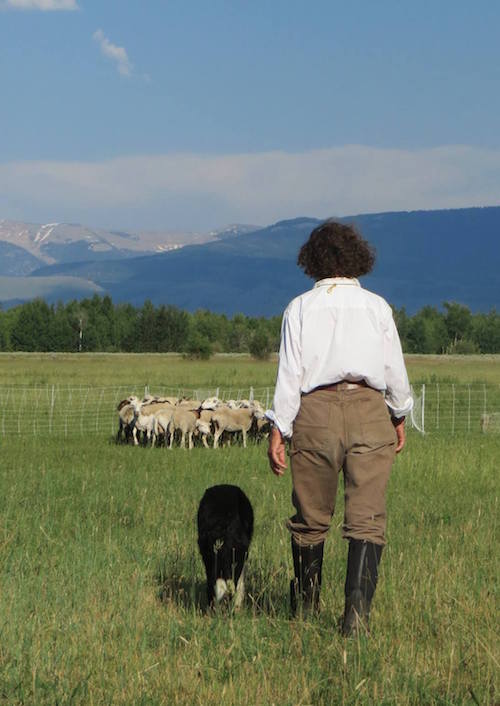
[0,296,499,357]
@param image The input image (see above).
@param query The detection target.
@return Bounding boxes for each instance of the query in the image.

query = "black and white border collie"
[197,484,254,608]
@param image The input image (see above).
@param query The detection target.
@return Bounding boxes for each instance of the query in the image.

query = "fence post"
[17,387,27,435]
[467,385,471,433]
[249,386,254,402]
[96,388,104,433]
[436,383,440,431]
[65,389,71,438]
[1,388,9,436]
[80,388,90,436]
[33,386,40,436]
[452,384,456,435]
[111,387,122,436]
[421,384,425,434]
[49,385,55,435]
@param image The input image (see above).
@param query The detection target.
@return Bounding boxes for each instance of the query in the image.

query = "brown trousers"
[287,387,397,547]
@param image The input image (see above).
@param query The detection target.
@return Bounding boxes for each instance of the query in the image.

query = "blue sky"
[0,0,499,230]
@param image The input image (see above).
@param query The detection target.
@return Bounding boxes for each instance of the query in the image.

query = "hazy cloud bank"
[1,145,499,230]
[2,0,78,9]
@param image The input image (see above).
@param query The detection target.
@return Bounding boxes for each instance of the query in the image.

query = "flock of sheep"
[117,395,498,446]
[116,394,271,449]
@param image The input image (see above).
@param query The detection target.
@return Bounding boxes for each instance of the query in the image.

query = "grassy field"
[0,355,498,704]
[1,352,500,387]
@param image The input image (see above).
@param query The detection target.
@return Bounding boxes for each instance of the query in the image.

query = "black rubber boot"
[290,538,324,617]
[341,539,383,637]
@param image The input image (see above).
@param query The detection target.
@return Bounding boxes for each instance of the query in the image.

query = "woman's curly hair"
[297,220,376,280]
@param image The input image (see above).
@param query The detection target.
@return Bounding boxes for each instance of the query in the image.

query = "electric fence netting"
[0,383,498,437]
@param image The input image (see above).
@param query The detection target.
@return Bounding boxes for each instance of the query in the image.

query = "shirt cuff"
[385,396,414,419]
[265,410,292,439]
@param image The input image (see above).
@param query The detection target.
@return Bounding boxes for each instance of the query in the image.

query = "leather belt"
[310,380,371,393]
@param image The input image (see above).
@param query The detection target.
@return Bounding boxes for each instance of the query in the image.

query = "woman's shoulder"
[359,286,393,318]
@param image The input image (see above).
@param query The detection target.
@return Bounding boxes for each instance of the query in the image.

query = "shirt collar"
[314,277,360,289]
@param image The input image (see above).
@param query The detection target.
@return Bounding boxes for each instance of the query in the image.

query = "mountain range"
[0,220,259,274]
[0,207,499,315]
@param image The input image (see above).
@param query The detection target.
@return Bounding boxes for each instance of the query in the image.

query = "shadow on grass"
[155,563,289,617]
[156,565,208,611]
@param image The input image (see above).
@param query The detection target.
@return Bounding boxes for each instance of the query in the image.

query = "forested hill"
[1,296,499,354]
[18,206,500,315]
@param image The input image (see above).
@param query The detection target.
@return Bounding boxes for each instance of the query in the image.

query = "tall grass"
[0,353,278,388]
[1,352,500,387]
[0,432,497,705]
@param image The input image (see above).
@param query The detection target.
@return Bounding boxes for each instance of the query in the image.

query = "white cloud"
[2,0,78,9]
[0,145,499,229]
[93,28,133,77]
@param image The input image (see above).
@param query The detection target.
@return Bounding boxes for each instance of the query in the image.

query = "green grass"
[0,353,278,388]
[1,352,500,387]
[403,354,500,385]
[0,354,498,704]
[0,433,498,705]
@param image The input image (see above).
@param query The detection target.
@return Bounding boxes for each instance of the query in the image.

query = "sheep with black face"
[197,485,254,608]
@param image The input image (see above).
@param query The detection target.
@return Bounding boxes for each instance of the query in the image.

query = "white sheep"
[176,398,202,411]
[246,400,270,441]
[201,396,220,411]
[480,412,500,433]
[195,397,227,447]
[237,399,252,408]
[141,398,177,417]
[211,406,265,449]
[195,418,212,448]
[168,407,198,449]
[156,396,179,405]
[130,398,157,447]
[154,407,175,447]
[116,396,136,443]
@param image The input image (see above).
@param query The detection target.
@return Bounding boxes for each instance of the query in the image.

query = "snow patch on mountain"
[34,223,59,243]
[0,219,262,275]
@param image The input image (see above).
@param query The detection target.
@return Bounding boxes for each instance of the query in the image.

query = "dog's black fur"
[197,484,254,606]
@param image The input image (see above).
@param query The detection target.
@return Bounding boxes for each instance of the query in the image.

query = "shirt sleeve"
[383,310,414,418]
[265,302,302,437]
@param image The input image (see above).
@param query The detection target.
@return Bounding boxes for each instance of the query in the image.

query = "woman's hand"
[392,416,406,453]
[267,426,287,476]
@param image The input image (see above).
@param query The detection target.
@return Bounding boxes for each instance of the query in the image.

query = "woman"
[266,220,413,635]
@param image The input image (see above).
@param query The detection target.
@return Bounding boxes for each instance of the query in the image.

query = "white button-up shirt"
[267,277,413,438]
